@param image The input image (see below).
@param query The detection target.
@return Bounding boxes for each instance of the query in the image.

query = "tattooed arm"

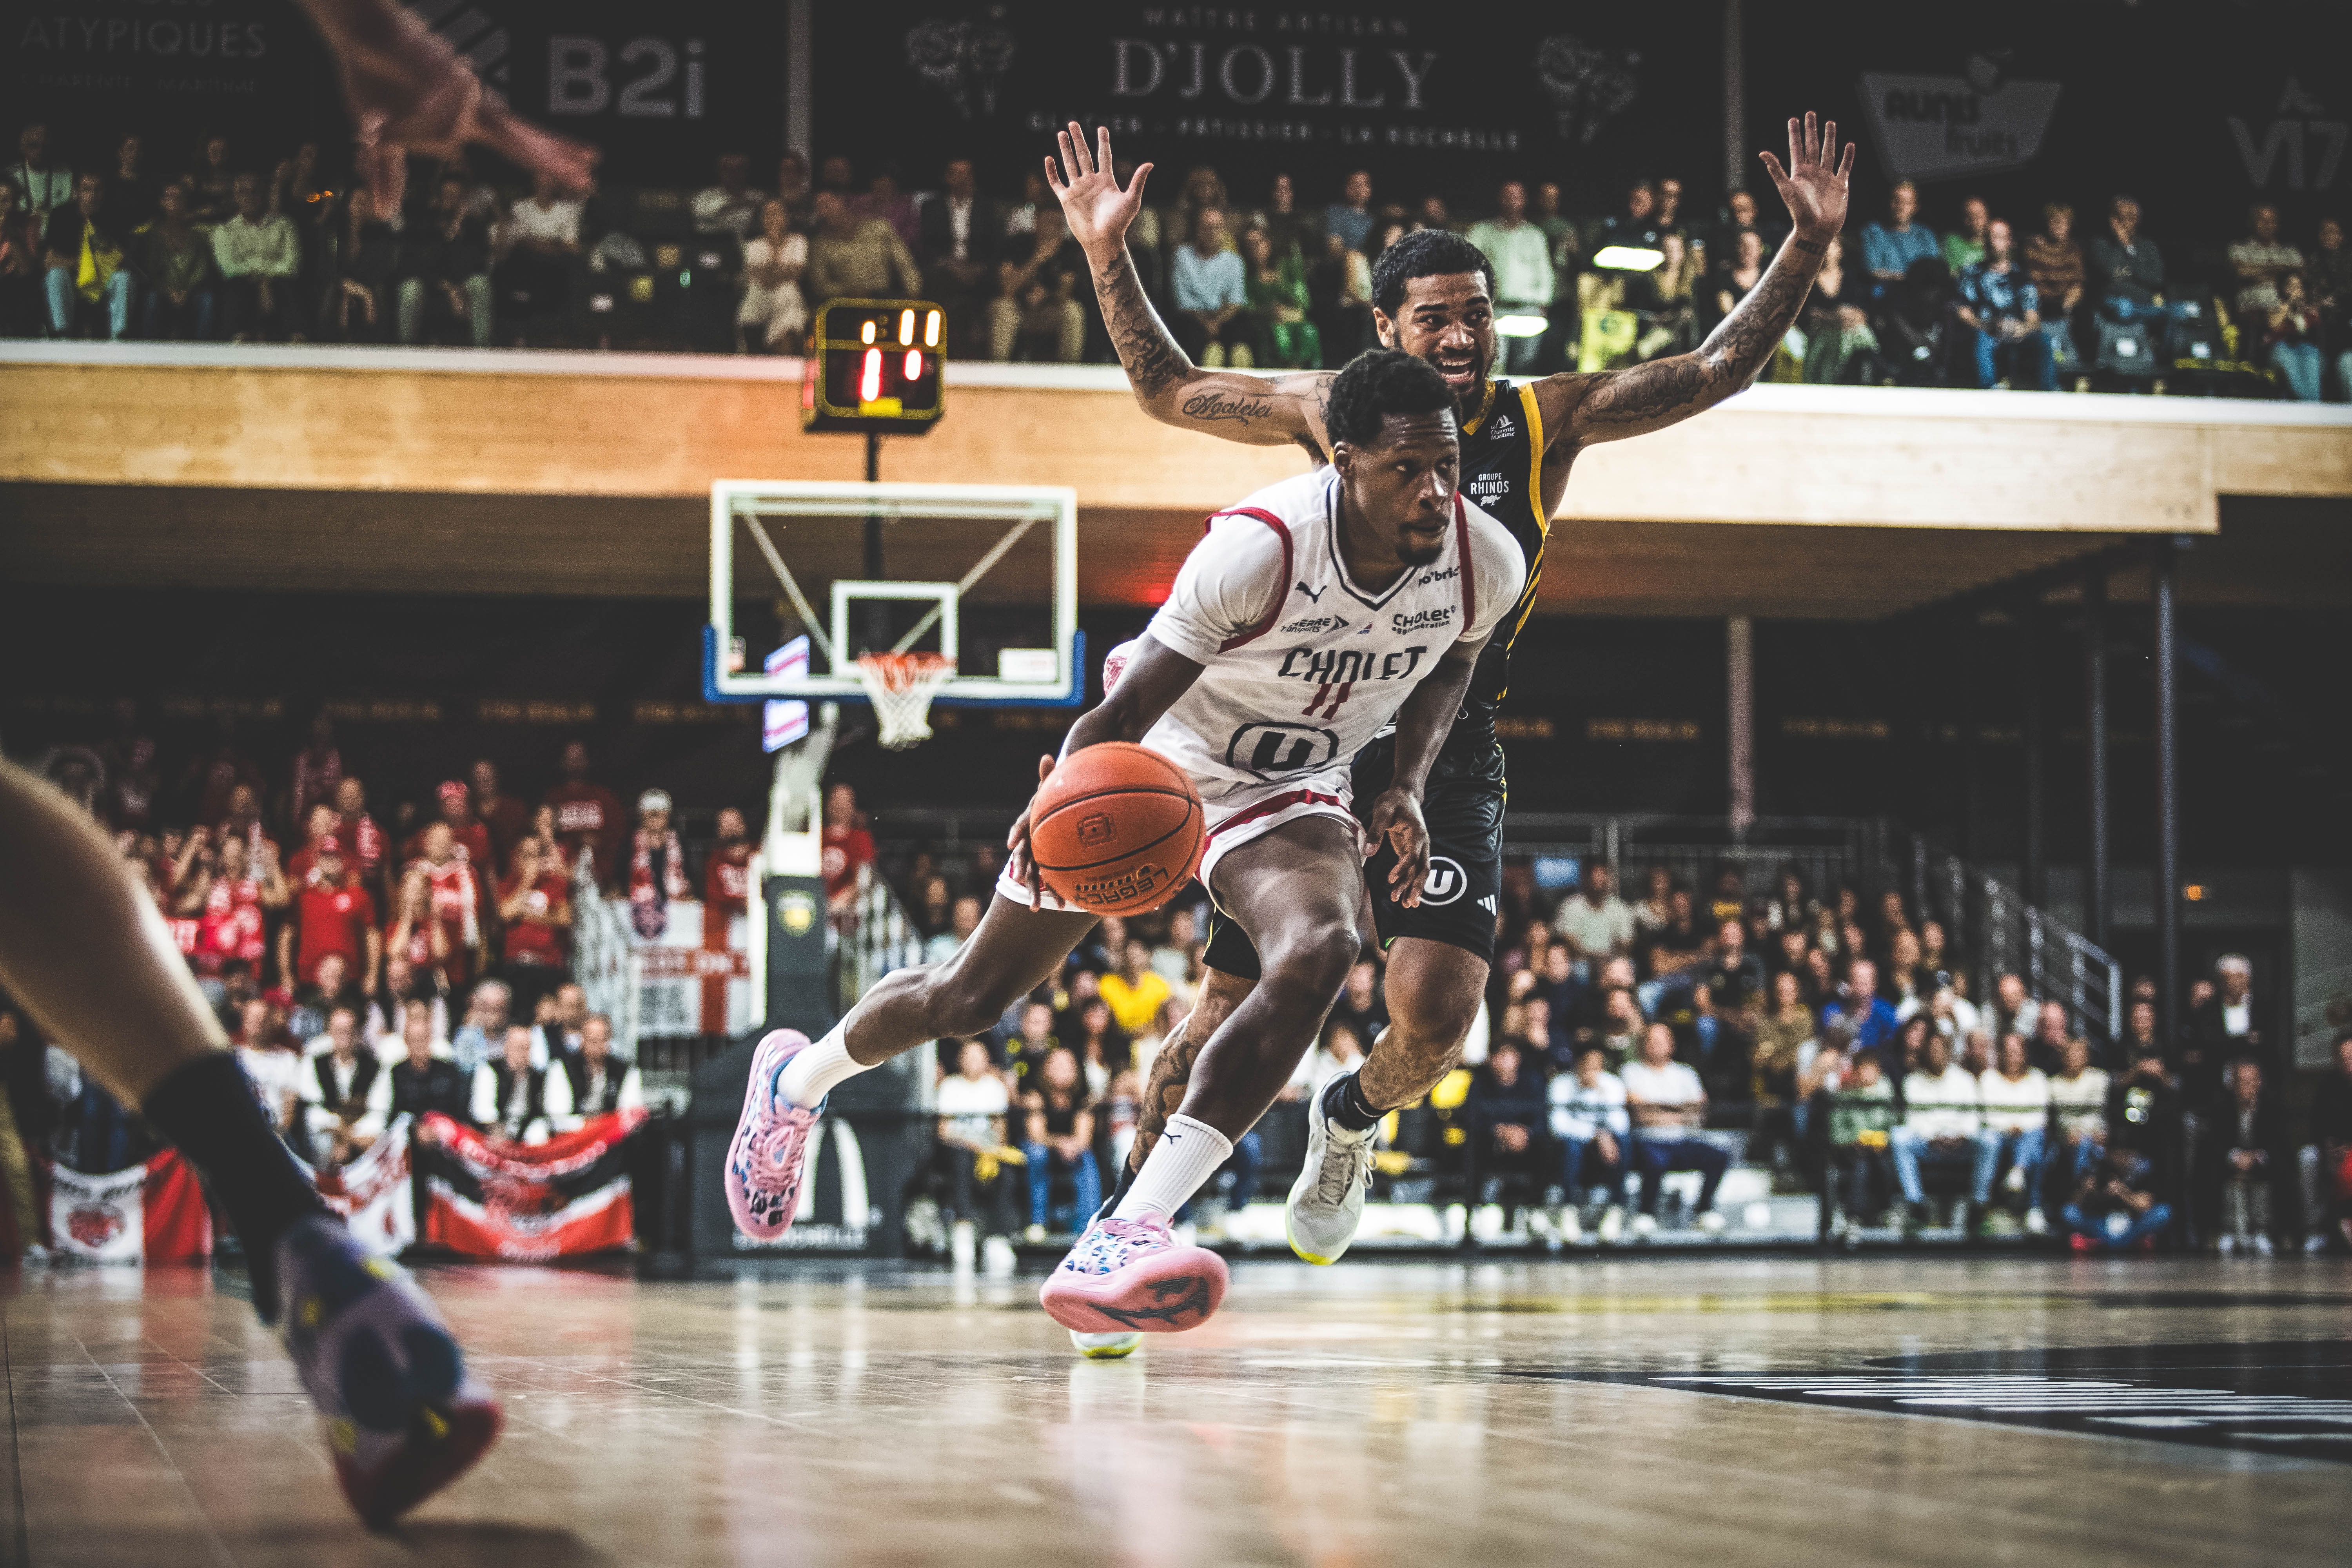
[1047,122,1332,456]
[1553,113,1854,448]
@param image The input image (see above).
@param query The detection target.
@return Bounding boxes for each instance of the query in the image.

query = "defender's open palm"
[1363,788,1432,908]
[1758,111,1854,240]
[1044,122,1151,254]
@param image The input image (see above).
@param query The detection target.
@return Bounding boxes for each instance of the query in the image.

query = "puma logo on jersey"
[1391,607,1454,635]
[1296,581,1326,602]
[1279,613,1349,634]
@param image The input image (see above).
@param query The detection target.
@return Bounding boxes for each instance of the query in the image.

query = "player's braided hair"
[1368,229,1497,315]
[1324,348,1454,450]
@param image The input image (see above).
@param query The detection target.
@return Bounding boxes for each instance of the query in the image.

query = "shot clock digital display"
[801,298,946,434]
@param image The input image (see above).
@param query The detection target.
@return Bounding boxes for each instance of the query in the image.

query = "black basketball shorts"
[1201,731,1505,979]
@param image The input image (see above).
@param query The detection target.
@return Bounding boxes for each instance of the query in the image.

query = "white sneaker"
[1556,1206,1583,1244]
[2004,1165,2027,1195]
[1597,1206,1625,1244]
[982,1234,1016,1275]
[1284,1069,1377,1265]
[949,1219,976,1270]
[1628,1212,1658,1241]
[2217,1234,2237,1256]
[2024,1206,2049,1237]
[1697,1210,1729,1237]
[2252,1235,2274,1257]
[2306,1232,2331,1254]
[1024,1223,1048,1245]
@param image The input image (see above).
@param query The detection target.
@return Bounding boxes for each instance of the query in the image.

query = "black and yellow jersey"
[1450,377,1549,755]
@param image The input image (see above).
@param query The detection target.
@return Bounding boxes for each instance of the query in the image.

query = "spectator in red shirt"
[544,740,624,881]
[408,822,486,991]
[409,779,494,874]
[175,829,288,984]
[287,711,343,830]
[471,758,529,872]
[704,806,755,917]
[497,835,573,1019]
[388,867,452,998]
[822,782,875,909]
[278,837,381,990]
[332,774,387,885]
[284,801,341,886]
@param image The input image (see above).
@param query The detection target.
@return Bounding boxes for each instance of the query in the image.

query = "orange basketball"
[1028,742,1205,916]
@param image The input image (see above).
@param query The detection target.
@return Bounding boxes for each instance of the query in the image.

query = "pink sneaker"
[726,1029,822,1241]
[1038,1212,1227,1335]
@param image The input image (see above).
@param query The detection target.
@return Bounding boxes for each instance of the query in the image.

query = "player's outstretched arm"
[1363,634,1487,907]
[1555,113,1854,448]
[1047,122,1331,448]
[1005,634,1205,898]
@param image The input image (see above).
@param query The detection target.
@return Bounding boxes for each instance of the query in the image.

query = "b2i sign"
[1857,53,2061,183]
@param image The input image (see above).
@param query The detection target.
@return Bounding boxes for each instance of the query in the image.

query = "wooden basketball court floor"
[0,1255,2345,1566]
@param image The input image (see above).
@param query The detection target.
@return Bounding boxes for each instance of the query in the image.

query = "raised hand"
[1044,121,1151,258]
[1757,111,1855,242]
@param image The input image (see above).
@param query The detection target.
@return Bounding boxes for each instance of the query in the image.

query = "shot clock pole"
[863,430,886,648]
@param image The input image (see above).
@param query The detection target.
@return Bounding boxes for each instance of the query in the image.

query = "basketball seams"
[1027,741,1207,911]
[1031,791,1200,872]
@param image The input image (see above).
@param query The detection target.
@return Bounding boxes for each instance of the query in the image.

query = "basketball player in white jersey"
[728,350,1524,1337]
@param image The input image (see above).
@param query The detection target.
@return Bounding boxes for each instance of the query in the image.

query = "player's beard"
[1417,341,1494,415]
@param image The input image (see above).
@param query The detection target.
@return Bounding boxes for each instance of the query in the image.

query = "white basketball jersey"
[1136,468,1525,809]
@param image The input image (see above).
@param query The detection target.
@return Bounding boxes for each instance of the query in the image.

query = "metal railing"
[832,864,936,1111]
[1901,835,2122,1050]
[569,847,642,1053]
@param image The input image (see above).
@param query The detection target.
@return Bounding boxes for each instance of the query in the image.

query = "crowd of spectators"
[9,118,2346,398]
[0,717,731,1234]
[885,835,2352,1255]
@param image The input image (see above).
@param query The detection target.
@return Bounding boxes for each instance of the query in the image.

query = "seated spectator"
[1630,232,1702,361]
[2187,953,2270,1106]
[1019,1046,1098,1239]
[1305,227,1373,368]
[2048,1033,2110,1187]
[494,171,583,344]
[2103,1038,2180,1212]
[388,1006,471,1125]
[1464,180,1553,374]
[0,182,41,336]
[291,950,366,1044]
[211,170,307,341]
[2022,203,2085,323]
[2064,1143,2170,1252]
[1703,918,1766,1016]
[1169,206,1251,366]
[7,121,74,235]
[1822,958,1900,1065]
[1147,908,1198,987]
[43,172,133,341]
[449,978,512,1080]
[2085,194,2194,348]
[188,133,235,225]
[1460,1038,1550,1240]
[691,151,767,240]
[2204,1057,2283,1254]
[1622,1022,1730,1236]
[559,1014,641,1122]
[408,822,487,991]
[2299,1031,2352,1252]
[989,201,1085,362]
[1595,179,1661,256]
[2229,201,2303,323]
[1825,1045,1897,1234]
[1956,219,2056,391]
[534,982,589,1067]
[1710,227,1769,327]
[397,174,493,347]
[300,1006,388,1167]
[1323,169,1375,254]
[1800,234,1884,384]
[1554,862,1635,971]
[1860,181,1939,298]
[1547,1046,1629,1241]
[858,166,918,250]
[132,180,216,341]
[737,198,808,354]
[1979,1033,2053,1234]
[1892,1032,1987,1231]
[2266,273,2326,401]
[933,1039,1019,1241]
[2309,216,2351,396]
[279,837,379,995]
[916,158,1000,358]
[1749,969,1814,1167]
[497,836,572,1020]
[1100,938,1171,1038]
[1240,225,1319,368]
[1294,1020,1369,1105]
[546,740,624,878]
[313,185,391,343]
[236,998,304,1137]
[1637,888,1708,995]
[472,1022,574,1143]
[332,775,388,884]
[1943,194,1990,275]
[804,191,921,307]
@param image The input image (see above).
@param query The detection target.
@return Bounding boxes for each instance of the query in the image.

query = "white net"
[855,652,957,749]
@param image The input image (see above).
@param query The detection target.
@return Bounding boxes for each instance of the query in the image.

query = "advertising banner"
[46,1151,213,1265]
[419,1109,645,1260]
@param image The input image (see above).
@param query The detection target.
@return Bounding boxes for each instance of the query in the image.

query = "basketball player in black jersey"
[1046,117,1852,1264]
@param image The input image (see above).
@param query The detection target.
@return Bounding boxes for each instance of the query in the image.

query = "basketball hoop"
[855,652,956,749]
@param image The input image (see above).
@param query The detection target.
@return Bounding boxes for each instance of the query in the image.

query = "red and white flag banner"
[418,1109,646,1261]
[45,1151,214,1265]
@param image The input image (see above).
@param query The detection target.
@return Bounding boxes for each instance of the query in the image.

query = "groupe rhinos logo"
[1071,864,1173,909]
[68,1201,127,1250]
[1391,607,1454,635]
[1858,53,2060,181]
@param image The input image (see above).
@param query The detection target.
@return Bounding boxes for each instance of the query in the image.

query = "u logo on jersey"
[1418,856,1468,906]
[1225,722,1340,780]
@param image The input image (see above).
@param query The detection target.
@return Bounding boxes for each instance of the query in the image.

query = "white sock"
[1113,1114,1234,1222]
[775,1025,869,1109]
